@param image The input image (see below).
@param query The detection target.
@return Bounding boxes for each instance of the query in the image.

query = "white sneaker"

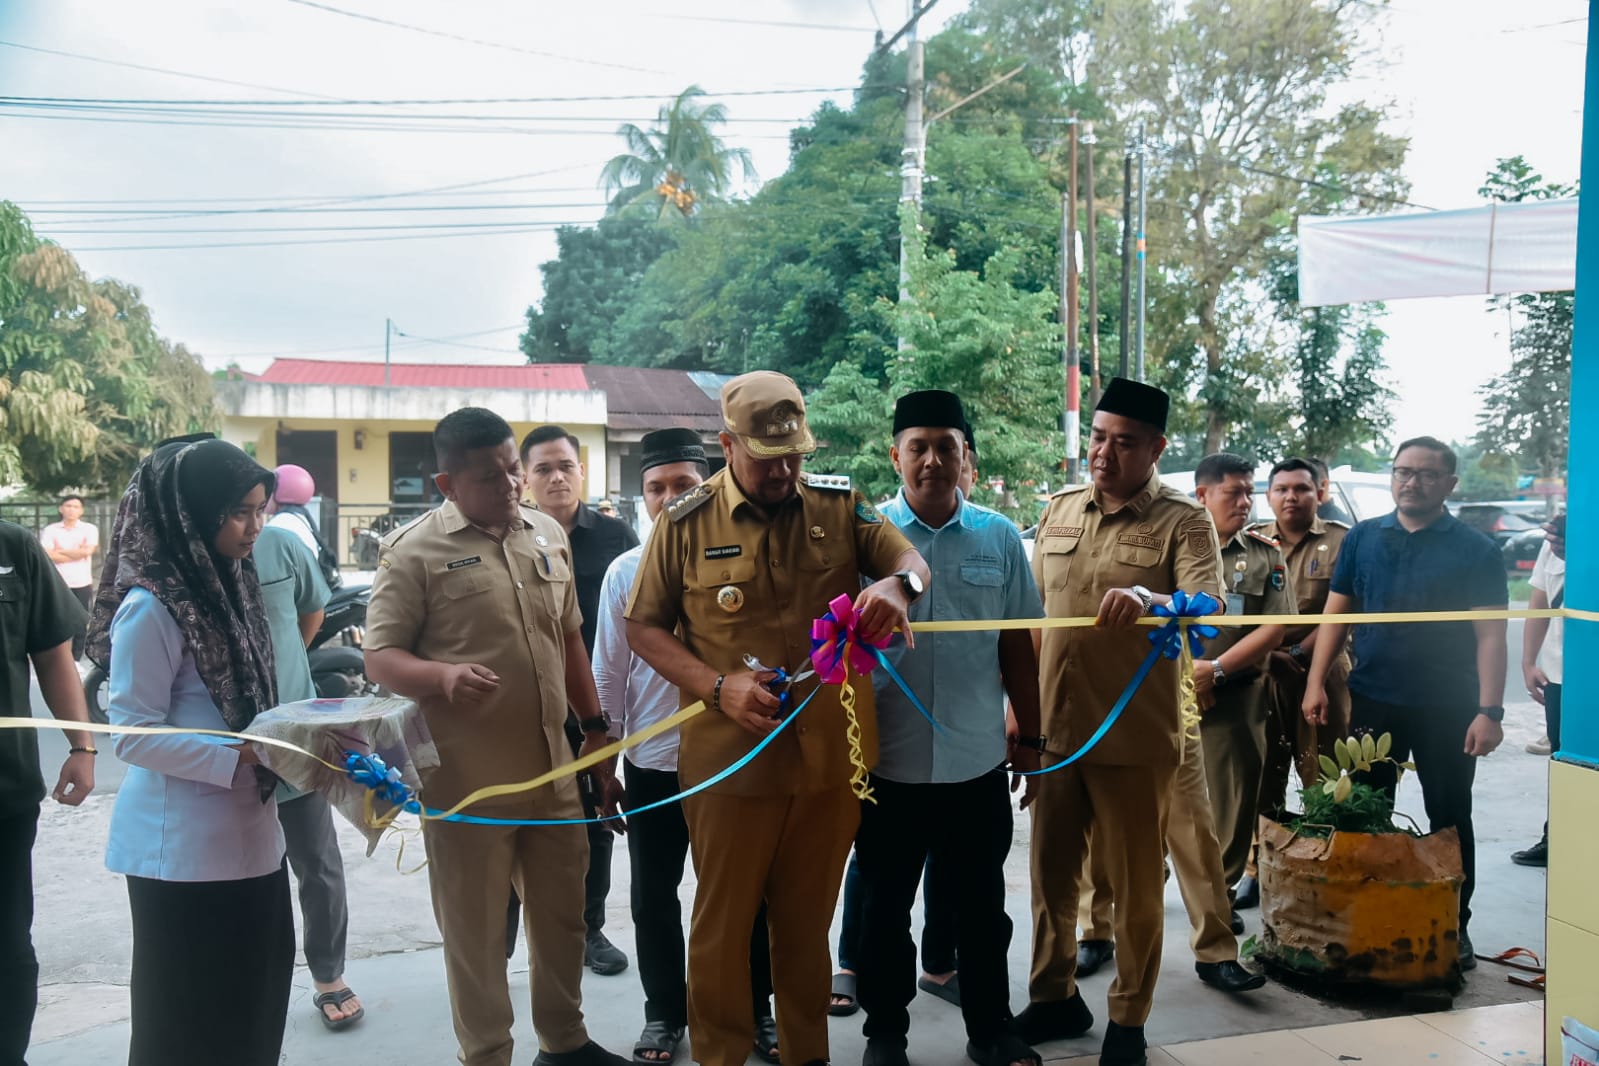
[1526,735,1553,756]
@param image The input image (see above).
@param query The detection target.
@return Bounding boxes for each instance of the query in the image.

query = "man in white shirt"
[592,428,777,1066]
[38,495,98,659]
[1513,513,1565,867]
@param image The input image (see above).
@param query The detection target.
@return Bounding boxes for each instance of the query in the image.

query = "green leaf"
[1376,733,1393,759]
[1322,779,1337,795]
[1401,761,1417,772]
[1333,775,1353,803]
[1335,741,1352,772]
[1360,734,1377,762]
[1318,754,1340,779]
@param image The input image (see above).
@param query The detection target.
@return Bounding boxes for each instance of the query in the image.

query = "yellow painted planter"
[1256,816,1465,989]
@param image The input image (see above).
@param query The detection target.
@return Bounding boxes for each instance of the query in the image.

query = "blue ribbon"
[347,685,825,827]
[344,751,412,808]
[870,646,946,734]
[1018,589,1220,777]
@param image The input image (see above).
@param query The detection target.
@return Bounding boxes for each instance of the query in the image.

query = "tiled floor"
[1050,1001,1546,1065]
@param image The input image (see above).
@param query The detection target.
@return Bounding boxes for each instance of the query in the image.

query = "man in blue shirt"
[1304,436,1508,967]
[855,391,1045,1066]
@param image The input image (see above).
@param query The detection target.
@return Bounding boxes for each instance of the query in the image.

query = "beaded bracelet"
[69,746,98,756]
[711,674,727,714]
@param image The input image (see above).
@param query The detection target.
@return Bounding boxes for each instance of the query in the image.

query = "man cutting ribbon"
[625,371,929,1066]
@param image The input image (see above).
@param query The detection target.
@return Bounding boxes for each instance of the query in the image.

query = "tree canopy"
[0,201,216,495]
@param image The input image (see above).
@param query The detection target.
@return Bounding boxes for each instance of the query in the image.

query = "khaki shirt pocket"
[1112,540,1163,569]
[1038,536,1080,592]
[529,548,573,619]
[438,567,493,602]
[690,553,760,627]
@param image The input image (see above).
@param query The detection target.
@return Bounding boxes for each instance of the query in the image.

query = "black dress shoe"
[1229,910,1245,935]
[1100,1021,1146,1066]
[1195,959,1267,993]
[1014,993,1094,1044]
[1234,875,1260,910]
[1512,838,1548,867]
[1459,929,1477,971]
[1076,939,1115,977]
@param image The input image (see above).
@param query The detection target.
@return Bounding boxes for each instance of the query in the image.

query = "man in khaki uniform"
[1019,379,1222,1066]
[1190,453,1293,917]
[626,371,929,1066]
[365,407,626,1066]
[1235,457,1349,909]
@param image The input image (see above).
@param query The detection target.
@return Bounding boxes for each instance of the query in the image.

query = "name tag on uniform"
[1227,593,1246,617]
[705,545,742,560]
[1043,526,1082,538]
[446,556,482,570]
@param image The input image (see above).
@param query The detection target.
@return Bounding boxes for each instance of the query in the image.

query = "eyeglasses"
[1391,467,1445,486]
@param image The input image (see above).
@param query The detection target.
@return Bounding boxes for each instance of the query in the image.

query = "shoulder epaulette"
[1245,527,1281,549]
[380,510,430,548]
[665,483,715,523]
[802,473,852,492]
[1323,518,1351,530]
[1246,520,1274,533]
[1051,483,1091,498]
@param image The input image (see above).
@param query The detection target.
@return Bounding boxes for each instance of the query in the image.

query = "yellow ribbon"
[10,603,1591,820]
[839,655,875,805]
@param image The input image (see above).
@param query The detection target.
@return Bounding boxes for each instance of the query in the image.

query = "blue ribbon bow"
[343,751,414,809]
[1022,588,1221,776]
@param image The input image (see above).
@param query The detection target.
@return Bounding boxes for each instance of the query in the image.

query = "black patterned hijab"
[86,438,279,732]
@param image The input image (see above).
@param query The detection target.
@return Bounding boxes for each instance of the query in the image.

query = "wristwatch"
[1478,705,1506,723]
[1212,660,1228,687]
[1014,735,1048,753]
[894,569,926,602]
[578,712,612,735]
[1288,643,1308,664]
[1131,585,1154,615]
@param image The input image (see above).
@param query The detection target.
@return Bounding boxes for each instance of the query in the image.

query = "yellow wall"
[1547,758,1599,1056]
[223,416,605,507]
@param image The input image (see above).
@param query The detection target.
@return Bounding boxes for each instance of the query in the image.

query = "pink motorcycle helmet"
[274,463,316,506]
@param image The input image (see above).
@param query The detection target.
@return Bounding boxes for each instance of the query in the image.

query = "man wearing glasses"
[1303,436,1508,969]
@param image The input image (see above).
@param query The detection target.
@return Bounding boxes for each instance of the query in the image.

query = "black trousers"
[1350,693,1479,928]
[0,807,39,1066]
[126,865,294,1066]
[68,585,91,661]
[856,767,1014,1046]
[625,760,773,1028]
[837,849,958,975]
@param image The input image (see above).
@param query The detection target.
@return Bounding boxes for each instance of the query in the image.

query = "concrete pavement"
[24,627,1552,1065]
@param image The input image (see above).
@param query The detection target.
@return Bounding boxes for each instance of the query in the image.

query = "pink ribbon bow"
[809,593,889,684]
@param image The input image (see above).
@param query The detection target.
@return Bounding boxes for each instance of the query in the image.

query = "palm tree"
[600,86,757,219]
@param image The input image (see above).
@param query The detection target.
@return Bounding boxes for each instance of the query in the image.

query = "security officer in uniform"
[625,371,929,1066]
[1235,457,1349,909]
[1019,378,1223,1066]
[1190,453,1293,919]
[365,407,626,1066]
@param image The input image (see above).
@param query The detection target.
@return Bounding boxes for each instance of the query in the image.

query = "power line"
[208,322,524,360]
[0,87,853,108]
[390,327,523,356]
[281,0,669,76]
[11,186,598,205]
[638,13,877,32]
[0,39,336,99]
[67,225,570,252]
[0,100,810,124]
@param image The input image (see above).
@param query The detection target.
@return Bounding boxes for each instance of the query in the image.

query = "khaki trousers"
[423,819,590,1066]
[1198,680,1269,890]
[1078,730,1236,964]
[1246,657,1351,878]
[1030,762,1175,1027]
[684,786,859,1066]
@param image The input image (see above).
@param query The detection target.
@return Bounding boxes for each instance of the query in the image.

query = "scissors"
[743,654,817,705]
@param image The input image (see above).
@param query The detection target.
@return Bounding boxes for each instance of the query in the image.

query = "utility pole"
[384,317,392,386]
[1134,123,1147,381]
[1062,115,1081,483]
[887,1,935,352]
[1083,121,1101,407]
[1119,136,1133,379]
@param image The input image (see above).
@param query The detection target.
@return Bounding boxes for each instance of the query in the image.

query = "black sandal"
[829,972,859,1017]
[633,1021,684,1064]
[965,1034,1041,1066]
[754,1014,780,1064]
[312,987,364,1032]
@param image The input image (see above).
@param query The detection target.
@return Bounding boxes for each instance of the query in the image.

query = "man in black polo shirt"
[520,425,640,976]
[1303,436,1508,967]
[1,520,97,1066]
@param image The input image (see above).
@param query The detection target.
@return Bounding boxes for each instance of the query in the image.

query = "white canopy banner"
[1297,198,1577,307]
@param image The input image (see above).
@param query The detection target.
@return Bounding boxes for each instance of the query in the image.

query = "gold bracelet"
[69,745,98,756]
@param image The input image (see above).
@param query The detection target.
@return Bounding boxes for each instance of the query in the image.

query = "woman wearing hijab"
[86,437,294,1066]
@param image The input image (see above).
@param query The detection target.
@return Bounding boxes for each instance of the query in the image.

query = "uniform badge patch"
[810,525,826,540]
[1043,525,1083,538]
[1187,526,1215,559]
[855,500,883,525]
[705,545,742,560]
[717,585,745,613]
[1270,565,1286,590]
[446,555,482,570]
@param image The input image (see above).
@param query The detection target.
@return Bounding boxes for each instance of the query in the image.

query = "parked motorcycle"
[84,583,374,724]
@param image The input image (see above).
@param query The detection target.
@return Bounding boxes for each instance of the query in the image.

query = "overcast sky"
[0,0,1587,447]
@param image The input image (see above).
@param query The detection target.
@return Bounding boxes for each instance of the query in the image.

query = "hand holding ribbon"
[811,593,889,804]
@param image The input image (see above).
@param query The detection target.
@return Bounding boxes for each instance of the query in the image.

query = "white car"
[1158,464,1393,525]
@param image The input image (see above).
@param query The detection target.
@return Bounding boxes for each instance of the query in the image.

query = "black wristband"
[1477,705,1506,723]
[578,714,610,735]
[1014,735,1048,753]
[711,674,727,714]
[69,745,98,756]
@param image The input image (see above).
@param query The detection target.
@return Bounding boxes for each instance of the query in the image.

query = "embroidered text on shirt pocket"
[1112,541,1161,569]
[694,553,758,590]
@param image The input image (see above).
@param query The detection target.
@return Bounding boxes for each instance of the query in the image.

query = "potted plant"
[1255,733,1466,989]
